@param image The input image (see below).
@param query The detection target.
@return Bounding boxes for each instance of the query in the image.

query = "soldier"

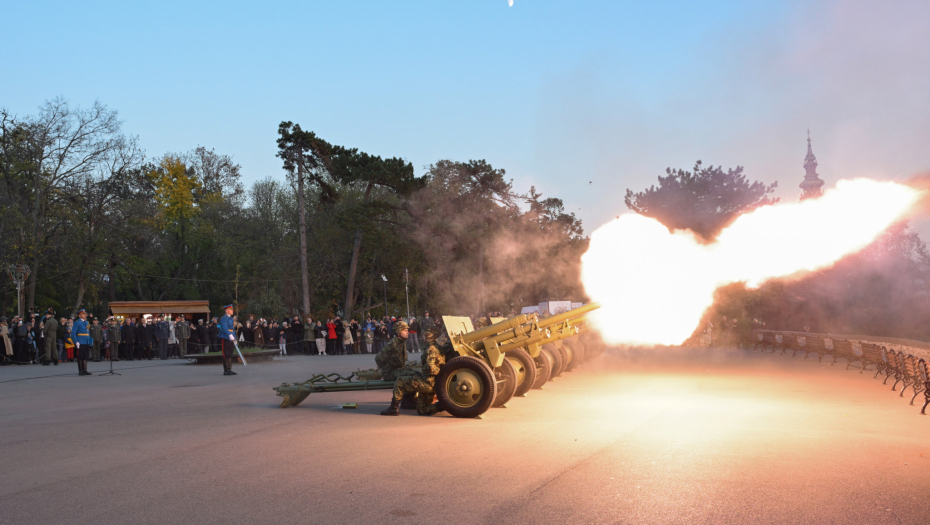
[381,325,446,416]
[374,320,418,409]
[42,310,59,366]
[106,317,121,361]
[154,315,170,359]
[71,309,94,376]
[375,320,410,382]
[219,304,237,376]
[89,317,103,362]
[121,318,135,360]
[175,314,190,358]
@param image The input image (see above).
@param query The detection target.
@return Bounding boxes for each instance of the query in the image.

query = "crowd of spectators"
[0,309,450,365]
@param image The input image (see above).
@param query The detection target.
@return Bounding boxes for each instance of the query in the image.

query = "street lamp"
[8,264,30,319]
[381,274,388,318]
[404,268,410,321]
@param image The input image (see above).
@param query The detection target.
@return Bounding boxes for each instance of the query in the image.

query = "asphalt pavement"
[1,347,928,524]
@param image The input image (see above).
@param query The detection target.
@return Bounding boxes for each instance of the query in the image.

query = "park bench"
[798,335,827,361]
[859,343,894,383]
[832,338,861,369]
[760,332,777,353]
[823,338,847,366]
[892,353,924,406]
[749,331,765,351]
[776,333,797,356]
[917,359,930,415]
[884,348,904,386]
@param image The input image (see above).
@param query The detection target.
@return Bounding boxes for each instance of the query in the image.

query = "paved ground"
[1,347,928,525]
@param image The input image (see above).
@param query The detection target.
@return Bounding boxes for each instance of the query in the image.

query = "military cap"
[223,304,234,310]
[77,309,86,314]
[393,320,409,334]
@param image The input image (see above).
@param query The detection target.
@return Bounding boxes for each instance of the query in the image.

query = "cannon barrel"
[537,302,599,329]
[461,313,532,343]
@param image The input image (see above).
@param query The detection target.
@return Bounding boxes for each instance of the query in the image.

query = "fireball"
[581,179,922,345]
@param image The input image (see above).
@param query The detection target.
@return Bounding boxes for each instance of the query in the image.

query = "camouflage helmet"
[393,320,409,334]
[423,325,442,341]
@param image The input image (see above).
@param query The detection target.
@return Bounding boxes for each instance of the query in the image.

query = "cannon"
[273,303,602,418]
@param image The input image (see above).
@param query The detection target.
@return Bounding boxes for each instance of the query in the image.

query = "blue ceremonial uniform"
[71,317,93,364]
[219,315,235,340]
[71,318,93,346]
[219,311,238,375]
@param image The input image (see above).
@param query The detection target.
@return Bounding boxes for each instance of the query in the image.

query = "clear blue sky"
[4,0,929,234]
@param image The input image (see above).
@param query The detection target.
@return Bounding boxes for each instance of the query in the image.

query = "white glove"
[75,342,80,348]
[229,335,235,341]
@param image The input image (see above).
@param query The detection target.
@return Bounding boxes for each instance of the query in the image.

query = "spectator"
[326,318,337,355]
[278,322,288,355]
[0,318,11,365]
[314,320,327,356]
[408,316,420,353]
[363,325,373,354]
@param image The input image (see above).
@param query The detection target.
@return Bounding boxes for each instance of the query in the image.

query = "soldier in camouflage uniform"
[381,325,446,416]
[374,320,411,382]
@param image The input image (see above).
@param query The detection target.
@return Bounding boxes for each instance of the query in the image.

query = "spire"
[800,130,824,200]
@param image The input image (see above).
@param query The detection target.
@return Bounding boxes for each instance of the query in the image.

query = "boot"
[380,397,400,416]
[400,392,417,410]
[77,359,86,376]
[228,358,237,375]
[83,360,92,375]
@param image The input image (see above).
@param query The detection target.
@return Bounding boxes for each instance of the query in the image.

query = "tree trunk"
[108,258,116,301]
[72,269,86,318]
[296,160,311,316]
[344,182,374,321]
[27,172,42,314]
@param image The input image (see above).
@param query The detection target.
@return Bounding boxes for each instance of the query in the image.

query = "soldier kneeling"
[381,326,446,416]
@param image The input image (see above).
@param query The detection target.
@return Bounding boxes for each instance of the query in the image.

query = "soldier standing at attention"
[381,325,446,416]
[42,310,58,366]
[176,314,190,358]
[106,317,121,361]
[155,315,170,359]
[71,309,94,376]
[219,304,237,376]
[89,317,103,362]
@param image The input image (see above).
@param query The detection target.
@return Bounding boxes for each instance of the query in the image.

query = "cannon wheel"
[565,341,585,372]
[557,345,572,374]
[506,348,537,397]
[543,346,563,380]
[492,358,517,408]
[532,349,553,390]
[436,356,497,418]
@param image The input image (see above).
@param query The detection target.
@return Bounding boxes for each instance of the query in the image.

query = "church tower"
[799,130,824,200]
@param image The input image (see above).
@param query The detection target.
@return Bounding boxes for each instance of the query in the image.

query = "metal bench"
[798,335,827,361]
[824,338,850,367]
[918,359,930,415]
[760,332,777,353]
[776,333,798,356]
[749,331,765,351]
[847,341,880,378]
[884,348,905,386]
[893,353,924,405]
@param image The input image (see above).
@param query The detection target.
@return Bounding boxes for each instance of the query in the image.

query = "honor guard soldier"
[175,314,190,357]
[219,304,237,376]
[106,317,121,361]
[89,317,103,362]
[42,310,59,365]
[71,309,94,376]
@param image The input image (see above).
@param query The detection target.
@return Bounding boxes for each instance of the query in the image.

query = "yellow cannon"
[437,303,600,418]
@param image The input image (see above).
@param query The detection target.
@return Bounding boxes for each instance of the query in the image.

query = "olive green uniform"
[89,322,103,361]
[107,323,121,360]
[175,319,190,357]
[392,341,446,415]
[43,316,59,363]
